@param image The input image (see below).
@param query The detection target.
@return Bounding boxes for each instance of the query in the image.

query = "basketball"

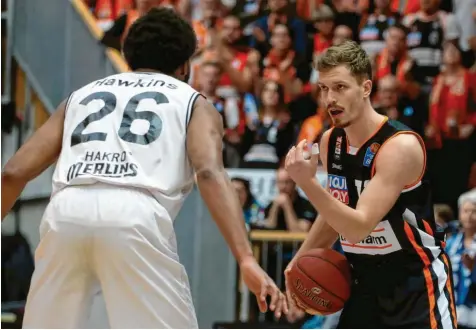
[287,248,351,315]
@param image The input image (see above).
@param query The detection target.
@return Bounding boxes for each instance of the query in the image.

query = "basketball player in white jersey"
[1,8,287,328]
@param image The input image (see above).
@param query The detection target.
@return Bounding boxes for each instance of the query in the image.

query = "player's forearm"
[1,172,27,220]
[300,178,369,244]
[295,214,338,257]
[196,168,254,264]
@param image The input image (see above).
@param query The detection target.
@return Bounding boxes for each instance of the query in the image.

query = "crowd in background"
[84,0,476,327]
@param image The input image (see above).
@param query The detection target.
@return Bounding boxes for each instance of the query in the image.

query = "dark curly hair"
[123,8,197,74]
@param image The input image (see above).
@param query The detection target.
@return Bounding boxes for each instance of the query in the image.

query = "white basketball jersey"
[52,72,200,220]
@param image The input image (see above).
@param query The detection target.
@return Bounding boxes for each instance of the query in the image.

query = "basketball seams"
[302,254,351,283]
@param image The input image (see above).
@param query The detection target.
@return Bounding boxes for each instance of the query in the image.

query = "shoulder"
[374,132,425,185]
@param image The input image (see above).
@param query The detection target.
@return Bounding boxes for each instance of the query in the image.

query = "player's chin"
[332,118,351,128]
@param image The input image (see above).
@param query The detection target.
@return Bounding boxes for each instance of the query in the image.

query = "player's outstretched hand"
[240,256,288,318]
[285,139,320,187]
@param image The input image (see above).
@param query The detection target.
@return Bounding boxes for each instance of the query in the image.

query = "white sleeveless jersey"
[52,72,200,220]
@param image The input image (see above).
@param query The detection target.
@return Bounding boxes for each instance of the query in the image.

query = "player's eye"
[337,84,346,90]
[320,85,328,92]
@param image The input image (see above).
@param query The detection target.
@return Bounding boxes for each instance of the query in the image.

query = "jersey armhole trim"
[370,131,427,190]
[185,91,201,131]
[64,92,74,115]
[324,127,335,172]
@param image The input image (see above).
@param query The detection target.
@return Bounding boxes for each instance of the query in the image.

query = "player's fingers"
[268,282,279,312]
[295,139,306,161]
[258,279,269,312]
[274,292,283,319]
[281,292,289,315]
[310,143,320,164]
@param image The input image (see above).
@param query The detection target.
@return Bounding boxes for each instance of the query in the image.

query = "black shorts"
[337,255,458,329]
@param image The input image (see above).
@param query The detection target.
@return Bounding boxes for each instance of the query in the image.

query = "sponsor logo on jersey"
[334,136,342,160]
[328,174,348,204]
[331,163,342,170]
[363,142,380,167]
[339,220,402,255]
[67,150,138,182]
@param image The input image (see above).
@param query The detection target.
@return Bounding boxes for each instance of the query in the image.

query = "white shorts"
[23,184,197,329]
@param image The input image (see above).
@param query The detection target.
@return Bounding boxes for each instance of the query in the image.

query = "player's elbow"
[195,165,225,182]
[2,163,27,185]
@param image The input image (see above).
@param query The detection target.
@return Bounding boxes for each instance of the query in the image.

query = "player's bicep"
[3,99,66,182]
[355,133,425,229]
[186,96,225,177]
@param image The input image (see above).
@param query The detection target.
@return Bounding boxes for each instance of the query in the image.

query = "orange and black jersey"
[327,118,458,329]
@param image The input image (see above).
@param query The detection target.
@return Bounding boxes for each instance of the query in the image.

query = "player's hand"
[240,256,288,318]
[285,139,320,187]
[284,259,304,311]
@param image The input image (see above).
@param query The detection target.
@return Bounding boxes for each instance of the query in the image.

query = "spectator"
[373,24,424,101]
[231,177,266,230]
[260,23,312,103]
[197,61,245,167]
[312,4,335,62]
[192,0,226,50]
[434,203,457,234]
[328,0,362,41]
[100,0,161,51]
[250,0,308,55]
[192,15,258,97]
[89,0,134,30]
[451,0,476,68]
[240,80,294,169]
[359,0,401,58]
[391,0,420,15]
[297,107,331,153]
[332,24,353,45]
[263,168,317,232]
[426,41,476,210]
[446,190,476,328]
[373,75,426,135]
[403,0,460,90]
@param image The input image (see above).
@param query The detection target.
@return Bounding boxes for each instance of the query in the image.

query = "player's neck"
[344,106,386,149]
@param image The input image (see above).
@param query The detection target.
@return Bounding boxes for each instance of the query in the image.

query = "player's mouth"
[329,108,344,118]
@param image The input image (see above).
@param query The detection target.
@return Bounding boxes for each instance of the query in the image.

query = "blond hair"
[316,40,372,81]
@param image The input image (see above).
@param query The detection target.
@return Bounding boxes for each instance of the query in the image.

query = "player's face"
[459,201,476,231]
[318,65,370,128]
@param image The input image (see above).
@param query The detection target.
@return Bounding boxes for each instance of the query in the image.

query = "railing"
[238,230,307,323]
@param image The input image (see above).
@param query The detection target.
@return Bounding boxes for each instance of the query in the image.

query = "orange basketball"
[287,248,351,315]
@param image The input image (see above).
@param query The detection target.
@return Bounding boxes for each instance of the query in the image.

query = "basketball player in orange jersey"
[283,40,457,328]
[1,8,287,328]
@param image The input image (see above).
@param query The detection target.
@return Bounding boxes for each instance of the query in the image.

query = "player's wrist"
[238,254,256,268]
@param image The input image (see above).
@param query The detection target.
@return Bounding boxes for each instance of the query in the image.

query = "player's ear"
[362,79,372,98]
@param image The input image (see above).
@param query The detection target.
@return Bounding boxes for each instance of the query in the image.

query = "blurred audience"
[231,177,266,230]
[446,189,476,328]
[263,168,317,232]
[240,80,294,169]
